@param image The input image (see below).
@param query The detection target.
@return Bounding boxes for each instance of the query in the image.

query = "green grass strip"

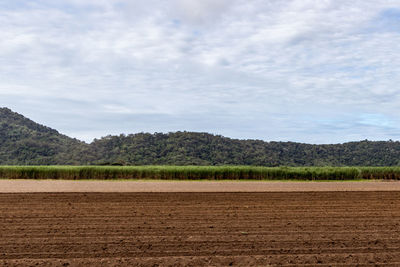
[0,166,400,180]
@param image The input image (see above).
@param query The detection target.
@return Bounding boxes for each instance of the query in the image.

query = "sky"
[1,0,400,144]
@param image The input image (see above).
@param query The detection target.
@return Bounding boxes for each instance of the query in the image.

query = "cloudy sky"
[1,0,400,144]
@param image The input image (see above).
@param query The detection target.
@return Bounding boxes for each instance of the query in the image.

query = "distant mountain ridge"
[1,107,400,166]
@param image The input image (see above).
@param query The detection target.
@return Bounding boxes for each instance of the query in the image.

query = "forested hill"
[0,108,87,164]
[89,132,400,166]
[1,107,400,166]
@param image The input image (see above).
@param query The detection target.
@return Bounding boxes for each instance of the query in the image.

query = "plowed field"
[1,192,400,266]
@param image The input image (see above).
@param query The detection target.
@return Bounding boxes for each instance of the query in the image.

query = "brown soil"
[1,180,400,193]
[1,192,400,266]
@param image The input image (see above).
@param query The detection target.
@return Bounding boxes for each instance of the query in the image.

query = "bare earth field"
[1,180,400,192]
[1,188,400,266]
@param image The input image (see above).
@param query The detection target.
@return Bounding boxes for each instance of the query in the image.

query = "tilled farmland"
[1,191,400,266]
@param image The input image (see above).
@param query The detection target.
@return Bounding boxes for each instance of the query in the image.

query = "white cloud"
[171,0,234,25]
[1,0,400,143]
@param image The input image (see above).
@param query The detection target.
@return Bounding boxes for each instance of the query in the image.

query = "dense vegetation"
[89,132,400,166]
[2,107,400,166]
[1,166,400,180]
[0,108,87,165]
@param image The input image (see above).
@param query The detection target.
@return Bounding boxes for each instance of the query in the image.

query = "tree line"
[1,107,400,166]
